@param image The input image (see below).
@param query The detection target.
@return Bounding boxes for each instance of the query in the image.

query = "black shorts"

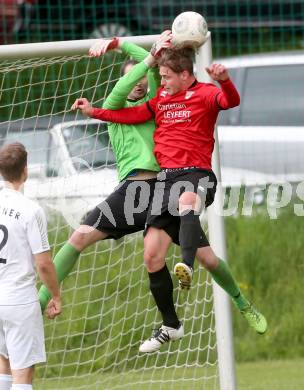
[145,168,217,247]
[84,178,156,240]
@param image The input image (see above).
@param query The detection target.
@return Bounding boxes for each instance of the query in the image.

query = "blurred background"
[1,1,304,389]
[0,0,303,56]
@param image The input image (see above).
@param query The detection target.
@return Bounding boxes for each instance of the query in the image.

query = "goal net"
[0,37,227,390]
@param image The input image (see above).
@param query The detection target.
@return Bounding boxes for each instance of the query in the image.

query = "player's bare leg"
[0,356,12,390]
[11,366,34,388]
[69,225,108,251]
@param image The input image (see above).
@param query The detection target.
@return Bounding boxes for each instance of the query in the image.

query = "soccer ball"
[171,11,208,49]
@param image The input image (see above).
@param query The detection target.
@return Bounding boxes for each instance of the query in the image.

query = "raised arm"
[89,33,171,107]
[121,32,172,98]
[103,61,152,110]
[89,37,148,61]
[206,64,240,109]
[119,41,161,98]
[89,31,172,62]
[120,41,149,62]
[216,78,240,109]
[89,38,150,109]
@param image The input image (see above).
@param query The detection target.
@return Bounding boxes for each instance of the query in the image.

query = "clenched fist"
[71,98,93,117]
[206,64,229,81]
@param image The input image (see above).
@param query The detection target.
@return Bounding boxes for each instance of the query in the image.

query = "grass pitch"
[34,359,304,389]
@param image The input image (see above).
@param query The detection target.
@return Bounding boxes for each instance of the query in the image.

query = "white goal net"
[0,37,230,390]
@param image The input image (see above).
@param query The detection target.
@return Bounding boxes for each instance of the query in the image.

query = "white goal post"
[0,34,236,390]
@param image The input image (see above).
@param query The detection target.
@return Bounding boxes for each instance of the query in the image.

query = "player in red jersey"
[73,47,267,352]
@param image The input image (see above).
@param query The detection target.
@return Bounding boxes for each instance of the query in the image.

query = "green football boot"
[240,304,268,334]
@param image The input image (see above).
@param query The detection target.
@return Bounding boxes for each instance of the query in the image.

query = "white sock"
[0,374,13,390]
[11,385,33,390]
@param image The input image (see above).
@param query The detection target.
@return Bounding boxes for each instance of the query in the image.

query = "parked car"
[217,50,304,187]
[0,117,118,227]
[13,0,304,42]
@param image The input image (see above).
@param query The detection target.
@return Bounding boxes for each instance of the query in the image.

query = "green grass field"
[34,359,304,389]
[237,359,304,390]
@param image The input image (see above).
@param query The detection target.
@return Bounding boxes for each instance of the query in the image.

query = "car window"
[240,64,304,126]
[0,129,53,178]
[62,123,116,171]
[1,129,50,165]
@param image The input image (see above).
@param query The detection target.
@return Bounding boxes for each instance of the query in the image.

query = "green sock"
[210,259,249,310]
[38,243,80,311]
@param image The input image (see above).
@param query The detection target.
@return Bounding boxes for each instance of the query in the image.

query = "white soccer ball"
[172,11,208,49]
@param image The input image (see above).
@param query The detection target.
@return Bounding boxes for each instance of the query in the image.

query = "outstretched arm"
[90,38,153,110]
[71,98,153,124]
[206,64,240,109]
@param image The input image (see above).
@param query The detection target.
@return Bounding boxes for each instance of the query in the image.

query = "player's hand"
[206,64,229,81]
[46,296,62,319]
[71,98,94,116]
[89,37,120,57]
[150,30,173,57]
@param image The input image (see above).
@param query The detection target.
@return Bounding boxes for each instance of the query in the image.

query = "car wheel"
[89,23,133,39]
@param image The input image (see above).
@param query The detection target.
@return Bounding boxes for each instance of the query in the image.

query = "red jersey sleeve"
[216,78,240,109]
[205,78,240,111]
[146,94,158,114]
[91,103,153,124]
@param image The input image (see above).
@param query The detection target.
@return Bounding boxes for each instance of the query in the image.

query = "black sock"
[179,210,201,269]
[148,265,180,328]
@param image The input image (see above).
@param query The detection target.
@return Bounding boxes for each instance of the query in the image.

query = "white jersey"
[0,188,50,305]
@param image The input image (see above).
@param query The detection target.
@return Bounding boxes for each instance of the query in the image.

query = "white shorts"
[0,301,46,370]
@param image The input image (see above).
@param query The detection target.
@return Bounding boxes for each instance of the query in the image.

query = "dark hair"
[120,59,138,76]
[0,142,27,182]
[157,48,195,75]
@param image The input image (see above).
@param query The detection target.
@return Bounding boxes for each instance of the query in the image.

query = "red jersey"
[92,78,240,170]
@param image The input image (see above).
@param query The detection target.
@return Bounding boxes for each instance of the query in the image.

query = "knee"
[179,191,201,212]
[69,230,87,251]
[143,241,165,273]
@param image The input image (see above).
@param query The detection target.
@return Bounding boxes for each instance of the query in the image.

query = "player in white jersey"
[0,143,62,390]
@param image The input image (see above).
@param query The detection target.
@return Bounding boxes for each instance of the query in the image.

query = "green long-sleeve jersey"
[102,41,160,181]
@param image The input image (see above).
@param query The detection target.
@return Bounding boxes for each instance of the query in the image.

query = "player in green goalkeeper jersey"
[38,33,170,308]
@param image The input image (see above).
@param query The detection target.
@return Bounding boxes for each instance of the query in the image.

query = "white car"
[0,117,119,227]
[217,50,304,187]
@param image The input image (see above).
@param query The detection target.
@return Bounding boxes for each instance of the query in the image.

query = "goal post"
[196,35,237,390]
[0,34,236,390]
